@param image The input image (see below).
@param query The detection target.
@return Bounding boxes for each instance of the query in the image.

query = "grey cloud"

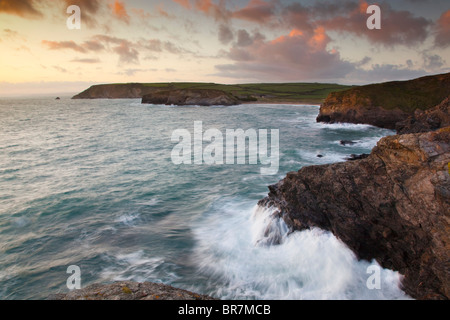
[113,42,139,64]
[234,29,266,47]
[218,24,234,45]
[346,64,434,84]
[236,30,252,47]
[422,52,446,70]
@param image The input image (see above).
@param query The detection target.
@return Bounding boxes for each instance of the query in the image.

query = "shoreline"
[241,100,322,106]
[259,96,449,300]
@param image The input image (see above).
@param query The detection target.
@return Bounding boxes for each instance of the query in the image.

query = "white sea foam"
[192,203,411,300]
[315,122,379,131]
[100,250,168,283]
[116,212,141,226]
[356,135,388,149]
[12,217,30,228]
[128,101,143,107]
[297,149,347,164]
[334,135,390,150]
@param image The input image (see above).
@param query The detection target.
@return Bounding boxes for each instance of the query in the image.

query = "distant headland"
[71,82,352,105]
[72,73,450,129]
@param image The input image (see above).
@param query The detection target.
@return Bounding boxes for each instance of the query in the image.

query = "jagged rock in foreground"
[49,281,216,300]
[259,128,450,300]
[396,96,450,134]
[142,89,241,106]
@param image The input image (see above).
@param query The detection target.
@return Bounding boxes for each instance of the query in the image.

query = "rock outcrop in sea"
[259,121,449,299]
[141,88,241,106]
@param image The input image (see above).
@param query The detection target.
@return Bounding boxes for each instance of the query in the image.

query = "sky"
[0,0,449,96]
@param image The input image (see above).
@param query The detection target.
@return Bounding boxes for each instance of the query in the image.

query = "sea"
[0,97,411,300]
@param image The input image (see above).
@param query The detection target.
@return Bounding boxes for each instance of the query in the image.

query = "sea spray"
[0,100,400,299]
[192,202,410,300]
[250,205,289,246]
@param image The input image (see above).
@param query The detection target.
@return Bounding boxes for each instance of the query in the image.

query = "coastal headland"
[317,73,450,129]
[62,73,449,300]
[72,82,352,105]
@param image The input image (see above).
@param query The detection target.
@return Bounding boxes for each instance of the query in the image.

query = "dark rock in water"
[48,281,216,300]
[346,153,370,161]
[142,89,241,106]
[259,128,450,300]
[340,140,357,146]
[317,154,324,158]
[396,96,450,134]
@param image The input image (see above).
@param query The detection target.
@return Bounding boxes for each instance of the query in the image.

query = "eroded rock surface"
[396,96,450,134]
[49,281,216,300]
[317,73,450,129]
[259,128,450,300]
[142,89,241,106]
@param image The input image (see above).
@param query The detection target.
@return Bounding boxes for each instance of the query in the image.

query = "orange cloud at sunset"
[308,27,329,52]
[0,0,43,18]
[110,0,130,24]
[232,0,276,23]
[435,10,450,47]
[358,0,370,14]
[173,0,191,10]
[289,29,304,37]
[42,40,88,53]
[0,0,449,95]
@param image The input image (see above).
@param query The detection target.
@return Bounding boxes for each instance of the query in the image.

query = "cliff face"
[259,127,450,300]
[73,84,241,106]
[142,89,241,106]
[396,96,450,134]
[72,84,159,99]
[317,73,450,129]
[317,100,409,129]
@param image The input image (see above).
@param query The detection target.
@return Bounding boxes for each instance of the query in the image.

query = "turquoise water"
[0,98,409,300]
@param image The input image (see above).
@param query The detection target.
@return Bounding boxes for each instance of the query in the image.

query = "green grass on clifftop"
[327,72,450,112]
[140,82,352,103]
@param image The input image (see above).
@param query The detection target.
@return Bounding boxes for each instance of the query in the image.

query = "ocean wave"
[99,250,178,284]
[315,122,381,131]
[191,202,410,300]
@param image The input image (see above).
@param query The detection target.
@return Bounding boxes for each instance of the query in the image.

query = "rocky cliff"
[141,89,241,106]
[396,96,450,134]
[72,82,352,103]
[317,73,450,129]
[72,83,159,99]
[73,84,241,106]
[259,127,450,300]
